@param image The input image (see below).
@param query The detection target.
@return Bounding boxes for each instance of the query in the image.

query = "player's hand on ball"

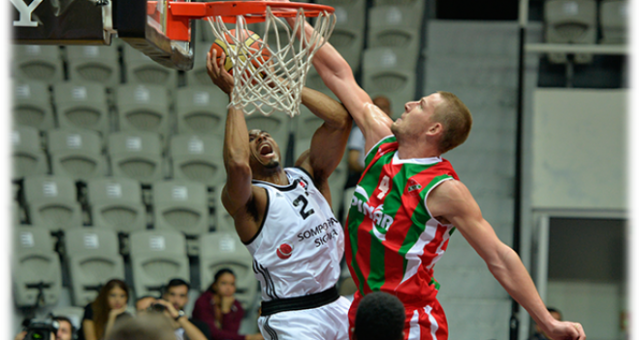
[206,49,234,94]
[543,320,586,340]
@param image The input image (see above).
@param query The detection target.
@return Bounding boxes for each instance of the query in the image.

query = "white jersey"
[246,167,345,302]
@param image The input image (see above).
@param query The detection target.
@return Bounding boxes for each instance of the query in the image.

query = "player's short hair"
[433,91,472,154]
[354,292,405,340]
[165,278,190,292]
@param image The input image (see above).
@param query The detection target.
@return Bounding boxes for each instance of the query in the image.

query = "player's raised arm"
[281,8,393,152]
[295,87,352,203]
[207,50,263,242]
[427,180,586,340]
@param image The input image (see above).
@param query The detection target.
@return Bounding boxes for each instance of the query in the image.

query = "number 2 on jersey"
[293,195,315,219]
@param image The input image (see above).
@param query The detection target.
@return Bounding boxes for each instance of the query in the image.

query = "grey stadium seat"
[175,86,229,136]
[66,45,121,87]
[64,227,125,306]
[600,0,628,44]
[115,84,172,140]
[116,83,170,137]
[129,230,190,298]
[2,181,20,226]
[13,225,62,307]
[13,81,55,131]
[170,134,225,188]
[123,44,179,87]
[544,0,597,63]
[362,47,416,116]
[199,232,258,310]
[87,177,147,233]
[367,6,421,53]
[185,45,213,87]
[47,129,108,180]
[153,180,209,236]
[12,45,64,84]
[316,0,366,70]
[24,175,83,230]
[108,131,165,184]
[52,82,111,135]
[12,126,48,180]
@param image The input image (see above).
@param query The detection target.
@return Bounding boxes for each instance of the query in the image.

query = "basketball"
[209,29,271,76]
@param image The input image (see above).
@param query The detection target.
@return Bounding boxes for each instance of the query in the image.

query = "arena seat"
[122,44,178,87]
[87,177,147,233]
[12,126,48,180]
[64,227,125,306]
[1,181,20,226]
[199,232,257,310]
[317,0,366,70]
[175,86,229,136]
[600,0,627,44]
[170,134,225,188]
[66,45,121,87]
[108,131,165,185]
[13,225,62,307]
[130,230,190,298]
[152,180,210,236]
[362,47,417,116]
[13,81,55,131]
[47,129,107,181]
[115,84,172,141]
[52,82,111,136]
[24,175,83,231]
[367,5,421,55]
[12,45,64,84]
[544,0,597,64]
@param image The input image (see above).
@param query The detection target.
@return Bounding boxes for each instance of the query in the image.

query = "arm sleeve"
[192,294,245,340]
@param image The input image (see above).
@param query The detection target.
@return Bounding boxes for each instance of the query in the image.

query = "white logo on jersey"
[11,0,43,27]
[351,196,394,237]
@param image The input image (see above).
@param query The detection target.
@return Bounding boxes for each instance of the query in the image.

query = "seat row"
[13,226,258,311]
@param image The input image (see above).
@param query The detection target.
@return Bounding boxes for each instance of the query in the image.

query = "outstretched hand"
[206,49,234,95]
[544,320,586,340]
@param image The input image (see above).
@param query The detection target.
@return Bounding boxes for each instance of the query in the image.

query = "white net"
[207,6,335,117]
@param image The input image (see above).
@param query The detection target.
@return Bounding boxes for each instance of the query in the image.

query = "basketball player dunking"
[207,49,352,340]
[285,9,587,340]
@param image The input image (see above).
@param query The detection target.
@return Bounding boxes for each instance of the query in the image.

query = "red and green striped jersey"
[345,135,459,305]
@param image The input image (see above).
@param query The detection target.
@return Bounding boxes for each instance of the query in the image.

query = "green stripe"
[364,136,396,168]
[347,148,392,295]
[398,174,452,274]
[367,162,436,291]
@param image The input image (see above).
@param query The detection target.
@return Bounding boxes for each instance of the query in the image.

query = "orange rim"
[170,1,335,21]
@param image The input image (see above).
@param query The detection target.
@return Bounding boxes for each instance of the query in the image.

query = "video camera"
[22,317,59,340]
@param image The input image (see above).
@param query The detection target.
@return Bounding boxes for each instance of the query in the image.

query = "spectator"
[15,315,76,340]
[105,314,175,340]
[530,308,563,340]
[345,95,393,188]
[192,269,263,340]
[162,279,211,339]
[149,298,209,340]
[79,279,131,340]
[135,295,158,314]
[353,292,405,340]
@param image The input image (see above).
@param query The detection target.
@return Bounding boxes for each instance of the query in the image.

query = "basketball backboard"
[11,0,194,70]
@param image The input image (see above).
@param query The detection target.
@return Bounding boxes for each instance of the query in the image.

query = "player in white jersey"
[206,49,352,340]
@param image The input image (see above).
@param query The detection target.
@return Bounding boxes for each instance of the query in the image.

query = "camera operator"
[145,299,208,340]
[14,315,74,340]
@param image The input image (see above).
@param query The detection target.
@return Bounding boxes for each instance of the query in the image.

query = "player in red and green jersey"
[290,11,586,340]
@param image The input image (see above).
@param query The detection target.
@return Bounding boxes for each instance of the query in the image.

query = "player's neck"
[254,168,289,186]
[396,140,440,160]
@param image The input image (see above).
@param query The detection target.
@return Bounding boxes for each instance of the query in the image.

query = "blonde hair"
[432,91,472,153]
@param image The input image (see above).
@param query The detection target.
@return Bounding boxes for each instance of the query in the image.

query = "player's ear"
[425,121,443,136]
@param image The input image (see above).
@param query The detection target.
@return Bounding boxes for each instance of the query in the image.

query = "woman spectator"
[79,279,131,340]
[192,269,263,340]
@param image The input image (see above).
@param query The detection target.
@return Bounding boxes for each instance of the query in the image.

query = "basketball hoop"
[166,1,336,117]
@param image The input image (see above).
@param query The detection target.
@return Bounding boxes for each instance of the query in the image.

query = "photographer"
[144,299,208,340]
[15,315,74,340]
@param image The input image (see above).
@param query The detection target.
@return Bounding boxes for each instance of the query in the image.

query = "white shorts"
[257,296,351,340]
